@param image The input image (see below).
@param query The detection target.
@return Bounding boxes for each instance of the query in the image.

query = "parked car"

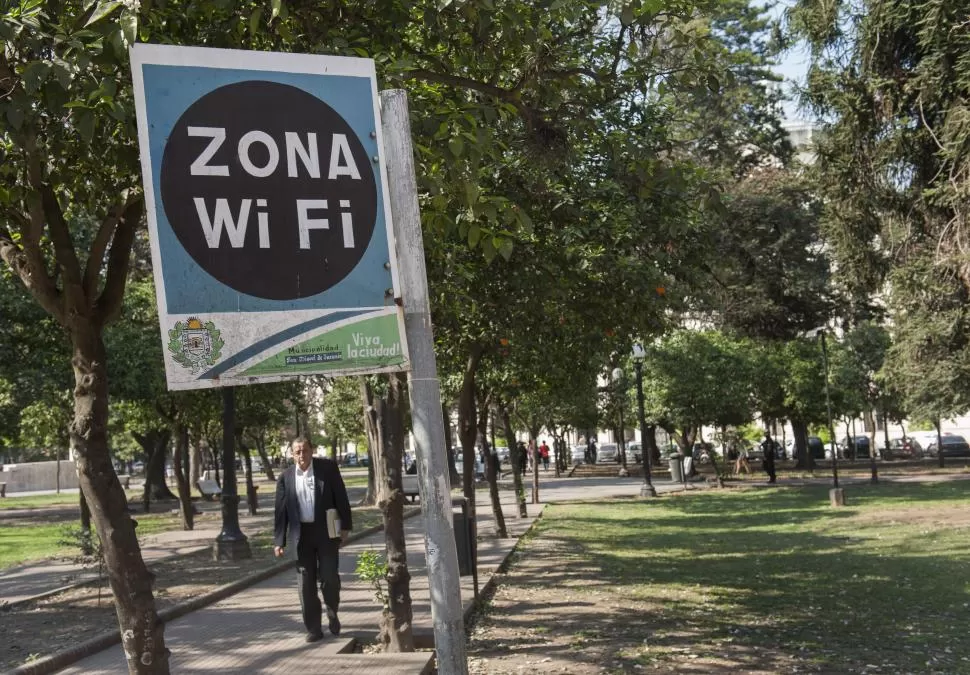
[342,453,359,466]
[926,434,970,458]
[628,442,643,464]
[570,444,587,465]
[495,446,510,462]
[888,437,923,459]
[455,453,485,479]
[597,443,619,464]
[842,435,871,459]
[805,436,827,460]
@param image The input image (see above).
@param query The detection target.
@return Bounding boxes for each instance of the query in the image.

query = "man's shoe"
[327,609,341,636]
[305,630,324,643]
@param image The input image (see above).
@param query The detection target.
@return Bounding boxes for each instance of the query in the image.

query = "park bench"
[196,478,222,501]
[401,475,420,502]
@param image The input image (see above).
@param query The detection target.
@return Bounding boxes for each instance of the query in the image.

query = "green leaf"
[21,61,50,95]
[620,4,635,25]
[271,0,282,20]
[438,0,453,9]
[120,12,137,45]
[85,1,124,27]
[76,109,95,142]
[482,236,496,262]
[5,106,24,130]
[51,61,72,89]
[707,74,720,93]
[515,208,533,234]
[498,238,514,261]
[468,224,482,247]
[464,181,479,206]
[249,8,262,34]
[448,136,464,158]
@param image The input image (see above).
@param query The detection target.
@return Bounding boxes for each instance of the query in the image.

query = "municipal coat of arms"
[168,317,224,374]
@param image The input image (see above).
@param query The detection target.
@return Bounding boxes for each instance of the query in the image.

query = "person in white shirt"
[274,437,352,643]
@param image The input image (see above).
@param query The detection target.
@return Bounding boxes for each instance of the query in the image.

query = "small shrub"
[355,549,388,609]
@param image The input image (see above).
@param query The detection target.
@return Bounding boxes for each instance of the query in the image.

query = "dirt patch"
[0,534,280,672]
[466,531,807,674]
[854,504,970,529]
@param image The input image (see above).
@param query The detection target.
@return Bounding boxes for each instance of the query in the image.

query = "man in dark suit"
[274,437,353,642]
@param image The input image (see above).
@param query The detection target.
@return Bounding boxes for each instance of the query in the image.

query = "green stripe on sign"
[240,313,405,376]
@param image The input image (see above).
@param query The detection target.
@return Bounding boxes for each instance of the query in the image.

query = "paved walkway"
[58,492,541,673]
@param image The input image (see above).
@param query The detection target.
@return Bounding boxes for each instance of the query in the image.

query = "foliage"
[706,169,831,340]
[355,549,389,609]
[640,330,753,442]
[789,0,970,421]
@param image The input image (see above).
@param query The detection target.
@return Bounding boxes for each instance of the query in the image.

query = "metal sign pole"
[379,89,468,675]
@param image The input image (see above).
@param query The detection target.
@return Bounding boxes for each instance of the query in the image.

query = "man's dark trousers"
[297,521,340,633]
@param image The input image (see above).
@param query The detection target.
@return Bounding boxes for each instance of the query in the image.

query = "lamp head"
[611,367,624,382]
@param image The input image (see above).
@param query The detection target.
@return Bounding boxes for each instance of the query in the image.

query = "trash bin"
[452,497,475,576]
[668,455,684,483]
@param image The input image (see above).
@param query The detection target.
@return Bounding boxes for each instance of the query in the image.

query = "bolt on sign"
[130,45,408,390]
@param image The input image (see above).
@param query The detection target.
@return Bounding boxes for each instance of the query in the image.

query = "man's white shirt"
[295,463,316,522]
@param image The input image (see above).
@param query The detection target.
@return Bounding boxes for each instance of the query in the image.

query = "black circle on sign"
[159,80,377,300]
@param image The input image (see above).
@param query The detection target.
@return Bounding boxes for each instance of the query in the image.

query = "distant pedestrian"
[734,443,750,475]
[517,441,528,476]
[539,441,551,470]
[760,433,777,484]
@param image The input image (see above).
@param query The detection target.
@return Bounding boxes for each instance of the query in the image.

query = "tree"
[361,374,414,652]
[790,0,970,433]
[0,4,170,668]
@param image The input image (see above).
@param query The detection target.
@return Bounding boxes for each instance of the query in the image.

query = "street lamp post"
[817,330,845,506]
[632,344,657,498]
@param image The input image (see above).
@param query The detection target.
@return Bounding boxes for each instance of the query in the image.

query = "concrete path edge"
[5,513,417,675]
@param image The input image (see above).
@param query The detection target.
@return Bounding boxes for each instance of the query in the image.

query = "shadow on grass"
[514,482,970,672]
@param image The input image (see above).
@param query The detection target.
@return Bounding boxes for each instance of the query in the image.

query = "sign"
[130,45,408,390]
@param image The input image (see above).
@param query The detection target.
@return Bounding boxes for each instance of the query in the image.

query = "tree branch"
[84,202,127,299]
[408,69,523,108]
[95,195,143,327]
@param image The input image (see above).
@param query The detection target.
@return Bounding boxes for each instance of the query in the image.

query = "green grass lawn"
[0,490,141,510]
[540,481,970,672]
[0,503,392,570]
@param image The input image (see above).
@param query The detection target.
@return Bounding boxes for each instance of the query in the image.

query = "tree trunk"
[252,431,275,482]
[501,407,528,518]
[172,425,194,531]
[79,490,94,555]
[361,454,377,506]
[551,433,562,478]
[362,375,415,652]
[238,437,258,516]
[71,330,168,673]
[135,429,175,501]
[934,418,945,468]
[189,433,202,489]
[477,395,506,539]
[442,402,460,486]
[530,435,540,505]
[792,420,813,470]
[329,435,339,462]
[456,350,483,548]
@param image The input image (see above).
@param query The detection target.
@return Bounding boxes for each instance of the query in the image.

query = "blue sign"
[131,45,407,390]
